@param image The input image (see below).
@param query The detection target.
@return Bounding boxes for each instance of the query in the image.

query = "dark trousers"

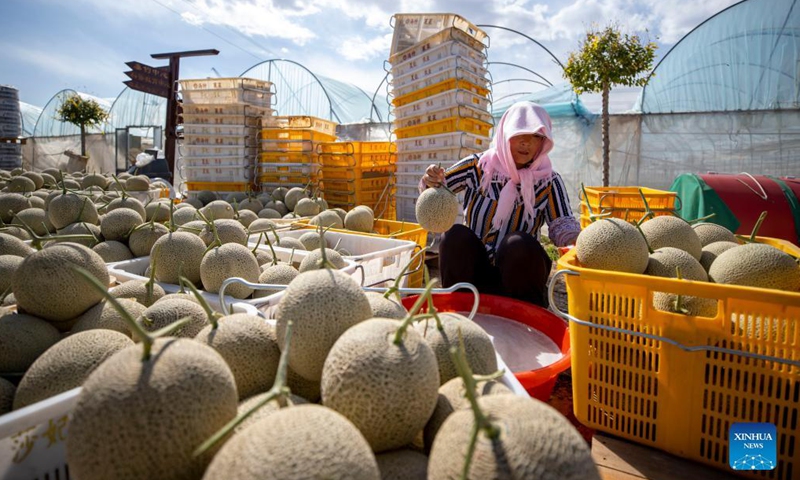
[438,224,552,307]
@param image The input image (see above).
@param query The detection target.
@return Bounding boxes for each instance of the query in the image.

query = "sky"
[1,0,743,113]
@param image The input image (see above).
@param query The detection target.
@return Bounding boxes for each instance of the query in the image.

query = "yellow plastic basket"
[579,186,678,228]
[260,129,337,142]
[552,237,800,479]
[392,79,490,107]
[258,152,318,165]
[317,142,397,168]
[295,218,425,286]
[394,116,492,140]
[262,115,338,136]
[184,181,251,192]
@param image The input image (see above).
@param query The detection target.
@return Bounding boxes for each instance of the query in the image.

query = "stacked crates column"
[178,77,274,200]
[258,116,337,193]
[388,14,492,223]
[0,85,22,169]
[316,141,397,219]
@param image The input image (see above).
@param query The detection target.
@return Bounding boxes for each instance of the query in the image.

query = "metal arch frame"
[370,72,391,123]
[476,24,565,70]
[641,0,752,110]
[492,78,551,89]
[486,61,553,86]
[32,88,112,138]
[239,58,342,123]
[493,91,535,104]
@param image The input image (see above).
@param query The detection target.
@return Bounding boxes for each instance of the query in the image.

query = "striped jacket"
[434,153,580,258]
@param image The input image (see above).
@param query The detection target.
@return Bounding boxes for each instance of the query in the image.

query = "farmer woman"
[420,101,580,307]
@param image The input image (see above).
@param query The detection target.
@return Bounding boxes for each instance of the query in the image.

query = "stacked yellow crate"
[388,14,492,222]
[316,141,397,219]
[178,78,274,199]
[258,116,337,192]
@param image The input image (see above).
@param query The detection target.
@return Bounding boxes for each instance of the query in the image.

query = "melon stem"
[145,251,158,305]
[687,213,716,225]
[167,199,176,232]
[72,266,191,361]
[11,215,95,250]
[179,275,222,328]
[260,230,279,266]
[749,211,768,243]
[472,370,504,383]
[202,221,223,256]
[637,189,655,225]
[634,221,654,254]
[111,175,129,200]
[193,319,295,457]
[393,279,438,345]
[450,331,500,480]
[672,266,689,315]
[318,224,336,270]
[384,247,428,301]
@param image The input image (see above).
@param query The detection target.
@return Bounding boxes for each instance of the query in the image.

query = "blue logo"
[729,423,777,471]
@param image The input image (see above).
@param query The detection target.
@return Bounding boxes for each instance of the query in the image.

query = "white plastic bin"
[395,132,490,153]
[394,104,492,129]
[181,113,267,127]
[179,155,254,169]
[391,49,486,80]
[393,68,489,98]
[181,88,274,107]
[393,89,491,121]
[180,165,253,183]
[181,145,259,158]
[396,146,480,165]
[181,133,257,147]
[390,14,488,56]
[179,77,272,92]
[249,229,417,288]
[182,104,271,117]
[107,250,357,313]
[182,124,257,136]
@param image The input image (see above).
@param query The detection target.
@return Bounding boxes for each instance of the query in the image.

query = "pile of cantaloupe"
[575,211,800,316]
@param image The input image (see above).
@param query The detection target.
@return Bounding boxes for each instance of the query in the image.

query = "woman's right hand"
[422,164,446,188]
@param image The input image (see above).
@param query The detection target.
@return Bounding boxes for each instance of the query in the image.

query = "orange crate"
[394,116,492,139]
[260,129,337,142]
[184,181,251,192]
[258,152,318,165]
[579,186,678,228]
[317,142,396,168]
[392,78,490,107]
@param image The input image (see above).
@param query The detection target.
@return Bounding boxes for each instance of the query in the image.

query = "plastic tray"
[553,238,800,479]
[260,129,336,142]
[393,67,489,98]
[180,112,266,127]
[394,103,492,129]
[181,165,253,183]
[178,77,273,92]
[390,22,487,61]
[391,51,487,82]
[107,251,357,312]
[392,78,490,108]
[249,229,416,288]
[257,163,317,177]
[181,133,258,147]
[182,181,251,193]
[182,124,258,136]
[395,132,489,153]
[262,116,338,136]
[181,104,271,117]
[396,146,480,164]
[181,145,258,158]
[394,116,492,140]
[181,88,274,107]
[258,152,318,165]
[179,155,254,169]
[260,139,316,153]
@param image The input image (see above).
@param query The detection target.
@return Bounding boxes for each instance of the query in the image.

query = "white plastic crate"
[390,14,488,56]
[393,89,491,121]
[182,104,271,117]
[262,116,338,137]
[260,139,316,153]
[180,165,254,183]
[107,251,358,313]
[182,124,258,136]
[181,133,257,147]
[395,132,490,153]
[179,155,254,169]
[256,163,317,176]
[390,27,487,65]
[249,230,417,288]
[390,40,486,77]
[178,77,272,92]
[396,146,481,164]
[392,68,488,98]
[181,145,258,157]
[392,56,488,87]
[181,113,266,128]
[181,88,274,107]
[394,104,492,129]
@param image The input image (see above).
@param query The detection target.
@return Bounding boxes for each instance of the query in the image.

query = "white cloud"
[337,33,393,61]
[2,43,120,86]
[642,0,741,44]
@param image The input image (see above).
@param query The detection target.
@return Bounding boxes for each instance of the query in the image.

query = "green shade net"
[669,173,740,232]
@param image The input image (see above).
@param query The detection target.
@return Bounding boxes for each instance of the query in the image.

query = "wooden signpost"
[124,49,219,179]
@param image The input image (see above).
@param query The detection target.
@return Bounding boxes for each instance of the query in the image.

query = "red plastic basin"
[401,292,571,401]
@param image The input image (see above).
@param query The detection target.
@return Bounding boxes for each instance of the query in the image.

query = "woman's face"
[509,134,545,168]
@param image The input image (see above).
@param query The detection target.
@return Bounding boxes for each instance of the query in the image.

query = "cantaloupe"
[640,215,702,260]
[271,187,289,202]
[0,254,23,294]
[253,264,300,298]
[0,232,35,257]
[66,337,238,480]
[71,298,146,337]
[99,208,141,241]
[275,268,372,381]
[201,200,235,220]
[416,187,459,233]
[265,200,289,216]
[693,222,736,246]
[128,222,169,257]
[8,175,36,193]
[311,210,344,229]
[48,192,99,229]
[234,390,308,432]
[12,243,109,328]
[236,209,258,228]
[294,197,321,216]
[238,197,263,213]
[12,207,51,236]
[365,291,407,320]
[0,193,31,222]
[575,218,649,274]
[345,207,374,232]
[172,206,198,226]
[92,240,134,263]
[124,175,150,191]
[110,280,165,307]
[284,187,306,211]
[376,449,428,480]
[277,236,306,251]
[200,243,261,298]
[0,313,62,373]
[709,243,800,291]
[428,395,600,479]
[20,171,44,190]
[105,196,145,221]
[13,330,134,409]
[299,231,323,250]
[645,247,708,281]
[137,298,209,339]
[150,232,206,284]
[55,222,101,248]
[202,405,380,480]
[144,200,171,222]
[0,377,14,414]
[298,247,347,272]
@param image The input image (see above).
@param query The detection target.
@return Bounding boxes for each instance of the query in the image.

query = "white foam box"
[107,247,357,313]
[248,229,417,288]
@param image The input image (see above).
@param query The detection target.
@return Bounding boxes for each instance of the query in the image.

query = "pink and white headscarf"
[478,101,554,231]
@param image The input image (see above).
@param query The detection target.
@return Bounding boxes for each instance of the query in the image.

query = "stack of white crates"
[0,85,22,170]
[388,14,493,223]
[178,78,274,199]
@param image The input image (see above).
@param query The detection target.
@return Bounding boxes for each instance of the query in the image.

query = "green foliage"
[56,94,108,129]
[563,25,657,94]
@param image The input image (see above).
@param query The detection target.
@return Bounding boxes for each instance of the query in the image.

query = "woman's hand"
[422,164,446,188]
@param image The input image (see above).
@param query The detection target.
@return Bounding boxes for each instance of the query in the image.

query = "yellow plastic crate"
[394,116,492,140]
[392,78,490,107]
[317,142,396,168]
[260,129,337,142]
[319,167,395,182]
[555,236,800,479]
[295,218,425,286]
[579,186,678,228]
[257,172,317,186]
[261,139,316,153]
[258,152,318,165]
[184,181,251,192]
[262,115,338,136]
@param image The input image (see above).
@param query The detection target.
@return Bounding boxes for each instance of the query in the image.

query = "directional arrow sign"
[123,61,171,98]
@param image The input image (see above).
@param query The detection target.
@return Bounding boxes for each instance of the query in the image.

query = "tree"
[56,94,109,157]
[563,25,656,186]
